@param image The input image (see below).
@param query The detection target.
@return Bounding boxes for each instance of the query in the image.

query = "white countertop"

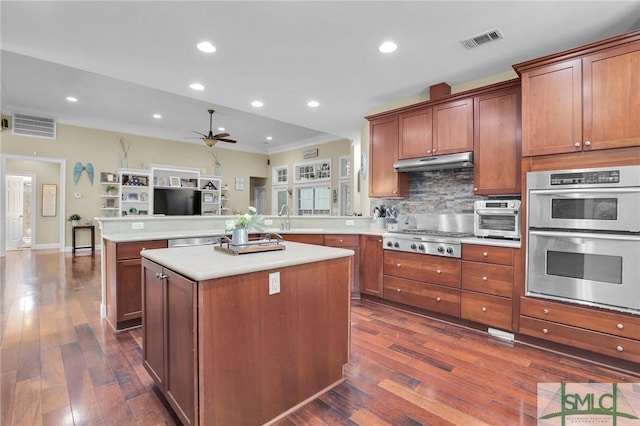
[140,241,354,282]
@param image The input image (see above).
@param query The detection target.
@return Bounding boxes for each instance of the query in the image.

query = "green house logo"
[538,383,640,425]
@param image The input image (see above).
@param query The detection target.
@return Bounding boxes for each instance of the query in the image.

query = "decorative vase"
[231,228,249,246]
[121,157,129,168]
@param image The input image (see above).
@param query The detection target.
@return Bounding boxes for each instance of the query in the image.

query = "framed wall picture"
[127,192,139,201]
[42,184,57,217]
[169,176,181,187]
[203,193,214,203]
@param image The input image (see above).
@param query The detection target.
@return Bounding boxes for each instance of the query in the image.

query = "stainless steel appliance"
[473,199,521,239]
[526,165,640,314]
[383,213,474,258]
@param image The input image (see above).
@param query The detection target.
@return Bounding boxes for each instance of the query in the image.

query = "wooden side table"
[72,224,95,254]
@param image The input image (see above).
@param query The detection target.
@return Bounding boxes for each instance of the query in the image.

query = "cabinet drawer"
[461,291,512,331]
[384,251,460,288]
[462,245,513,265]
[461,261,513,297]
[284,234,325,245]
[520,297,640,340]
[519,316,640,364]
[384,276,460,317]
[116,239,168,260]
[324,234,359,247]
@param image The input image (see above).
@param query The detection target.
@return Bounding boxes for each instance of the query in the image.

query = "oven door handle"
[530,188,639,195]
[529,229,640,241]
[475,209,518,215]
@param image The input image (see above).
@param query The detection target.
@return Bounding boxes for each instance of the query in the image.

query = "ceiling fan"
[192,109,237,147]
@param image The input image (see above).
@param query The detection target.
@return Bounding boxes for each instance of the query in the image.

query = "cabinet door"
[433,98,474,155]
[284,233,324,245]
[116,258,143,322]
[368,115,409,197]
[583,41,640,151]
[165,269,197,426]
[359,235,383,296]
[324,235,360,295]
[141,259,166,389]
[399,107,433,159]
[473,86,521,195]
[521,59,582,156]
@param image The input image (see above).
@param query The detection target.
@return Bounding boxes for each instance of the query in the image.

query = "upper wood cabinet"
[433,98,474,155]
[516,31,640,156]
[398,107,433,159]
[368,115,409,197]
[473,84,521,195]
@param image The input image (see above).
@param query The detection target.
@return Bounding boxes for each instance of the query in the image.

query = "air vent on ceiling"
[461,29,503,50]
[12,112,57,139]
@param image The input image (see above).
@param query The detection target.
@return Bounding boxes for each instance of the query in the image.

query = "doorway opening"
[6,174,34,250]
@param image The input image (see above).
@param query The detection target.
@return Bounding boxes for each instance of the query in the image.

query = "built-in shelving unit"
[99,172,120,217]
[199,175,222,215]
[120,169,151,217]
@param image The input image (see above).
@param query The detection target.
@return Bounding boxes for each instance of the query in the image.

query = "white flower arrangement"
[225,206,264,233]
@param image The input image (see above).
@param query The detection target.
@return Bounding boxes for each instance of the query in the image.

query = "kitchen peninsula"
[139,241,353,426]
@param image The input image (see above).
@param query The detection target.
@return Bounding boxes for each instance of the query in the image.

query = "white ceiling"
[2,1,639,154]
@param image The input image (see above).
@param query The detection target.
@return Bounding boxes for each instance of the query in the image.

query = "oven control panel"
[550,170,620,185]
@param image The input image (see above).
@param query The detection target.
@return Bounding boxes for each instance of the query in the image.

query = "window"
[272,166,288,185]
[339,156,351,179]
[294,159,331,182]
[339,181,352,216]
[272,186,288,215]
[296,184,331,215]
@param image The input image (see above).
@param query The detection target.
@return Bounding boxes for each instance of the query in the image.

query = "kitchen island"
[140,241,353,426]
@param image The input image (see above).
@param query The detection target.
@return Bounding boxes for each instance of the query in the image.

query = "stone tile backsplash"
[373,169,482,215]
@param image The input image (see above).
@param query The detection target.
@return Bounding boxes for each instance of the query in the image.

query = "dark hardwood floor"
[1,249,638,425]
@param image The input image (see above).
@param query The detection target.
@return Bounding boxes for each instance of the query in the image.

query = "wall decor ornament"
[42,184,57,217]
[73,162,95,185]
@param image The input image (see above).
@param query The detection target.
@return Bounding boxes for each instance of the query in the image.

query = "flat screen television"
[153,188,202,216]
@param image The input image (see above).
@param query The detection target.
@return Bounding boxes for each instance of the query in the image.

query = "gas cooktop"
[383,229,474,258]
[387,229,475,239]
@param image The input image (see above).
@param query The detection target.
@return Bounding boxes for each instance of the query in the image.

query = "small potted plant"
[105,185,117,195]
[225,206,263,245]
[68,214,81,227]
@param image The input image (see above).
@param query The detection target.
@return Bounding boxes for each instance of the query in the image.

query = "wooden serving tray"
[214,241,286,256]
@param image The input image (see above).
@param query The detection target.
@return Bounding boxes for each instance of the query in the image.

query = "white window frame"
[272,165,288,185]
[339,155,351,179]
[293,158,331,183]
[271,185,289,215]
[294,182,332,216]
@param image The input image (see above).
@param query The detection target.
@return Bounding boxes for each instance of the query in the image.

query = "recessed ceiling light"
[218,127,225,131]
[190,82,205,91]
[378,41,398,53]
[266,136,273,141]
[251,100,264,107]
[66,96,78,102]
[307,100,320,108]
[196,41,216,53]
[153,114,162,119]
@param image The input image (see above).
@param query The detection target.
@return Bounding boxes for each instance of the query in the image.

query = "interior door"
[5,175,24,250]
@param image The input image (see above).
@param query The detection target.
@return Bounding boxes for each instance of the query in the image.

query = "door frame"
[5,172,36,250]
[0,154,67,257]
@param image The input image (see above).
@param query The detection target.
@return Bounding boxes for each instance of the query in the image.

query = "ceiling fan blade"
[192,130,207,137]
[215,138,237,143]
[213,132,230,138]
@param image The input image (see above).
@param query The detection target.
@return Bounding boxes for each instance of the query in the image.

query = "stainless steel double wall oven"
[526,165,640,314]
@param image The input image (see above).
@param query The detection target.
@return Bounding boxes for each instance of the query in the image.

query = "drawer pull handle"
[616,345,624,352]
[482,276,488,281]
[543,308,549,314]
[396,288,401,293]
[481,306,487,312]
[436,297,441,302]
[436,269,441,274]
[482,252,488,257]
[542,328,549,334]
[617,323,624,330]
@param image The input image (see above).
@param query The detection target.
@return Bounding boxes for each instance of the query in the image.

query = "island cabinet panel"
[142,254,351,426]
[283,233,324,245]
[105,238,168,331]
[324,234,360,296]
[359,235,383,296]
[368,115,409,198]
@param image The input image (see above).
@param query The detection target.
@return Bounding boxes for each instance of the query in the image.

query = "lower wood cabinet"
[282,233,324,245]
[104,238,168,331]
[359,235,383,296]
[384,276,460,317]
[460,291,512,331]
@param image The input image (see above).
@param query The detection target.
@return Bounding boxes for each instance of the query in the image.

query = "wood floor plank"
[93,381,137,425]
[11,376,42,426]
[1,371,17,425]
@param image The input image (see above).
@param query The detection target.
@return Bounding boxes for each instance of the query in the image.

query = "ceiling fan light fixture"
[190,82,205,91]
[196,41,216,53]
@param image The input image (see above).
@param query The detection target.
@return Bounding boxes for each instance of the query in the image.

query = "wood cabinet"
[398,107,433,159]
[383,250,461,316]
[104,238,168,331]
[433,98,474,155]
[359,235,383,296]
[473,84,521,195]
[519,296,640,363]
[283,233,324,245]
[516,32,640,156]
[461,244,514,331]
[324,235,359,297]
[142,259,197,426]
[368,115,409,197]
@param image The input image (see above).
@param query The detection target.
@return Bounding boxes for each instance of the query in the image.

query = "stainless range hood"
[393,151,473,172]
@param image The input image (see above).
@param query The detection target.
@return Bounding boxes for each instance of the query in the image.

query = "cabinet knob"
[339,239,343,243]
[436,269,441,274]
[396,288,401,293]
[427,150,432,154]
[482,252,488,257]
[397,263,401,267]
[378,239,382,243]
[574,142,581,147]
[155,272,161,278]
[616,345,624,352]
[433,149,437,153]
[617,323,624,330]
[542,328,549,334]
[473,187,478,191]
[482,276,488,281]
[543,308,549,314]
[436,297,441,302]
[584,140,591,146]
[481,306,487,312]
